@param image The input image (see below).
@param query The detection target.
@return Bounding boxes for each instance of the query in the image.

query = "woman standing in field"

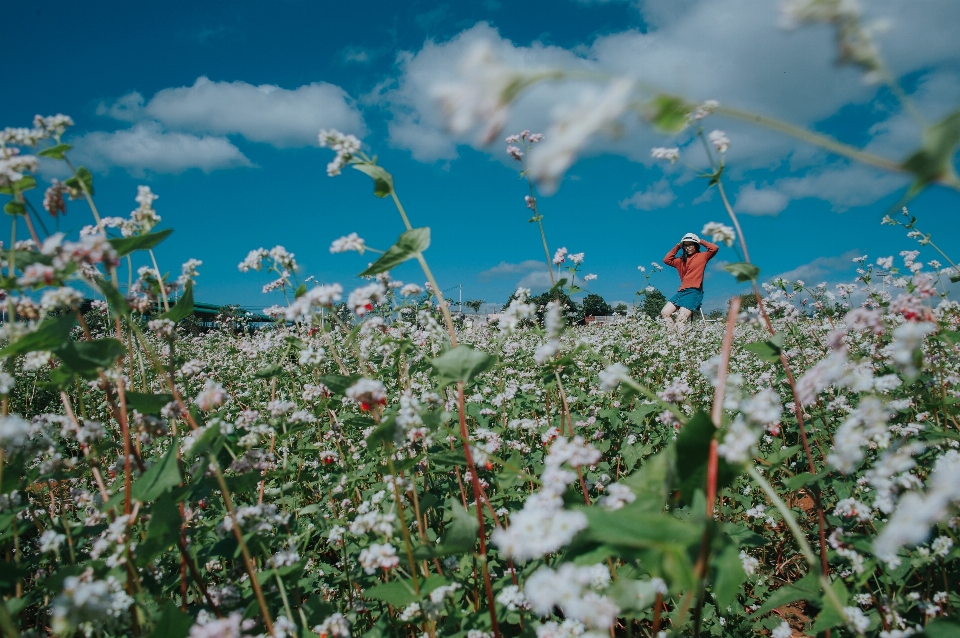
[660,232,719,328]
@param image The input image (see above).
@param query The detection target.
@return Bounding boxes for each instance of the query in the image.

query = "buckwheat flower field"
[2,3,960,638]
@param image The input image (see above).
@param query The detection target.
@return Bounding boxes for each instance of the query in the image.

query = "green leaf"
[762,444,801,466]
[722,522,767,548]
[752,571,820,616]
[3,201,25,216]
[294,283,307,299]
[11,249,53,269]
[0,314,75,357]
[923,619,960,638]
[783,471,827,491]
[902,109,960,190]
[131,440,182,502]
[364,575,448,607]
[63,166,93,196]
[430,345,495,388]
[584,506,701,550]
[712,541,747,609]
[40,365,77,391]
[253,363,284,378]
[136,492,183,566]
[185,425,222,462]
[365,415,399,450]
[38,144,72,160]
[95,279,131,318]
[108,228,173,257]
[316,374,359,396]
[810,578,849,634]
[359,227,430,277]
[147,601,193,638]
[722,262,760,282]
[352,163,395,198]
[0,175,36,196]
[160,281,193,322]
[434,503,479,556]
[54,338,125,378]
[646,95,691,133]
[743,333,784,363]
[125,392,174,415]
[675,411,739,502]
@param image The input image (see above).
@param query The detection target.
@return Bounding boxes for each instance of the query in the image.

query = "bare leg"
[675,307,693,329]
[660,302,678,328]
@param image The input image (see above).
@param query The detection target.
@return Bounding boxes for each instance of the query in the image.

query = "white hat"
[681,232,701,245]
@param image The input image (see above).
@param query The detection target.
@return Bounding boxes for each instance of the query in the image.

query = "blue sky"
[3,0,959,311]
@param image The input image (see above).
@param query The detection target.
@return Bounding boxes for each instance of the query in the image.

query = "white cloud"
[479,258,554,292]
[101,76,366,147]
[379,1,960,206]
[734,182,789,216]
[773,250,862,284]
[479,259,546,279]
[619,178,676,210]
[72,122,252,175]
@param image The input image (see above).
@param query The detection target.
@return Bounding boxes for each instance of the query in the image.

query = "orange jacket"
[663,240,719,290]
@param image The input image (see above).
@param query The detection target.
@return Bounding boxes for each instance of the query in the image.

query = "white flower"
[834,497,872,522]
[717,416,758,464]
[599,363,629,392]
[348,282,386,316]
[740,550,760,576]
[347,378,387,410]
[313,613,350,638]
[583,273,597,281]
[238,248,268,272]
[188,612,242,638]
[843,607,870,634]
[524,563,619,630]
[319,130,361,176]
[527,78,634,194]
[708,130,730,154]
[400,283,422,297]
[701,222,735,247]
[330,232,366,254]
[772,620,793,638]
[599,483,636,511]
[651,147,680,163]
[195,380,227,411]
[178,258,202,286]
[358,543,399,574]
[889,321,935,378]
[553,247,568,265]
[299,347,326,367]
[432,40,525,143]
[874,451,960,560]
[39,529,65,553]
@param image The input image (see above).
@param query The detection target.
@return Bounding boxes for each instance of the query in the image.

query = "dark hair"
[680,242,702,262]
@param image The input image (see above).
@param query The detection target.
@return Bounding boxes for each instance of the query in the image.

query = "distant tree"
[581,293,613,319]
[641,288,667,320]
[736,292,758,310]
[707,308,724,320]
[464,299,484,313]
[529,289,579,327]
[614,302,628,316]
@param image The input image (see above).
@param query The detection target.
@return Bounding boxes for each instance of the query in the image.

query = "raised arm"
[701,239,719,261]
[663,243,682,267]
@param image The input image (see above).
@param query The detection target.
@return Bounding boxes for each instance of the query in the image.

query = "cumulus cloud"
[100,76,366,147]
[379,0,960,207]
[773,250,862,284]
[71,123,252,175]
[619,178,676,210]
[479,258,554,292]
[734,182,790,216]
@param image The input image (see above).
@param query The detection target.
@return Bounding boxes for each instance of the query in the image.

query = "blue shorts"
[670,288,703,312]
